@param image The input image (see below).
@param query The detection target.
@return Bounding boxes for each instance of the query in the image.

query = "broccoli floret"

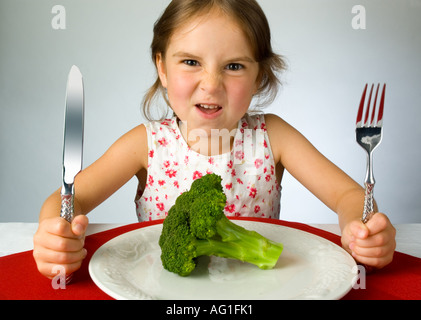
[159,173,283,276]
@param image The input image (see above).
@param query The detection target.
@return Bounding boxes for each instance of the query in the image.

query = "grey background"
[1,0,420,223]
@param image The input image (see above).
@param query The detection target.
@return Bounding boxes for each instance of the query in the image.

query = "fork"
[356,83,386,224]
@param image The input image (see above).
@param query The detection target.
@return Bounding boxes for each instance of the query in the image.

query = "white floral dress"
[135,114,281,222]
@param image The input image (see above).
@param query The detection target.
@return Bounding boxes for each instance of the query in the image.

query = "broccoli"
[159,173,283,276]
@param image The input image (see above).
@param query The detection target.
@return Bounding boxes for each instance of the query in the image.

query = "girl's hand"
[33,215,89,279]
[341,213,396,269]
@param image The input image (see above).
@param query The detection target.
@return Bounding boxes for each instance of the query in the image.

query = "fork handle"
[361,183,375,224]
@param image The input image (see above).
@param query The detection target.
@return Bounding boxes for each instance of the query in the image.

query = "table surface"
[1,222,420,258]
[1,220,421,301]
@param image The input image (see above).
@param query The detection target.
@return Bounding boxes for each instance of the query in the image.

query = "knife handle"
[60,192,74,223]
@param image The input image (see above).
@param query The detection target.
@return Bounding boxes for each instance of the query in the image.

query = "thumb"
[349,219,369,240]
[71,215,89,237]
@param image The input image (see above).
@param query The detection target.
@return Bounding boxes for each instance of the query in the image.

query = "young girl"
[33,0,396,279]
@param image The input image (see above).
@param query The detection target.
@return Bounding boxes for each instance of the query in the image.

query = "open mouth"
[195,104,223,115]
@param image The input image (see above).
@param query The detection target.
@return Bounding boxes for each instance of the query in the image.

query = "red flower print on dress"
[193,171,203,180]
[227,160,233,169]
[254,159,263,169]
[158,138,168,147]
[163,160,170,168]
[249,187,257,198]
[157,203,165,211]
[165,169,177,178]
[225,183,233,190]
[158,180,165,186]
[235,150,244,161]
[263,140,268,148]
[148,175,154,186]
[148,150,154,158]
[254,205,261,214]
[174,181,180,189]
[225,204,235,213]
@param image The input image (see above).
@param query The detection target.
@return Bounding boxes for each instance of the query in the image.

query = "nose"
[200,69,223,94]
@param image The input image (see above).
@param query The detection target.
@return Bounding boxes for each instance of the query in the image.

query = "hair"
[142,0,287,121]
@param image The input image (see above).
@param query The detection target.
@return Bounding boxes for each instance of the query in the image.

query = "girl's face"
[156,12,260,135]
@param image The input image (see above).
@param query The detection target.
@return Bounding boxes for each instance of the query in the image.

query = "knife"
[60,65,84,223]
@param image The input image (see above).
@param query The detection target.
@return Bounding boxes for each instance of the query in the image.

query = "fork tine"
[370,84,380,126]
[356,84,368,127]
[377,84,386,126]
[364,84,374,126]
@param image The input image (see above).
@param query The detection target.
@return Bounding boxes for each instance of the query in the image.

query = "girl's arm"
[34,125,148,278]
[265,114,395,268]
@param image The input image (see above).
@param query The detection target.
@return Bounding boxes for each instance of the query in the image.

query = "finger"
[35,232,85,252]
[354,230,396,249]
[365,212,390,235]
[350,242,389,258]
[71,215,89,237]
[43,217,76,238]
[34,246,87,265]
[350,250,394,269]
[348,219,369,240]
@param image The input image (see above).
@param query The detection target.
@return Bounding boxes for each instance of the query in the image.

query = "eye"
[183,60,200,67]
[226,63,244,71]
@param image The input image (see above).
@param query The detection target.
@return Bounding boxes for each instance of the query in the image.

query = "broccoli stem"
[195,217,283,270]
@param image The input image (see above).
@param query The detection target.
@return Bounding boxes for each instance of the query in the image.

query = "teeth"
[199,104,220,109]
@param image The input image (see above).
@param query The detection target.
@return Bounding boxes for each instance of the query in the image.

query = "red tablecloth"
[1,218,420,300]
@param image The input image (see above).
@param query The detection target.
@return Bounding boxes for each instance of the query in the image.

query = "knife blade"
[60,65,84,223]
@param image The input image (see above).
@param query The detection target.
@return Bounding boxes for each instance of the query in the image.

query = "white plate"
[89,220,357,300]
